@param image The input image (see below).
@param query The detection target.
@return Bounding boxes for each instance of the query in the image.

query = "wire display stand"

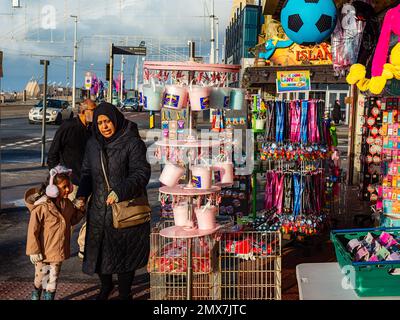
[145,57,241,300]
[149,220,282,300]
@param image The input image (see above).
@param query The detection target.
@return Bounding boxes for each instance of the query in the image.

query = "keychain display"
[260,143,330,162]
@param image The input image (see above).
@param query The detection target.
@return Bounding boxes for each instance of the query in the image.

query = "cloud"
[1,0,233,90]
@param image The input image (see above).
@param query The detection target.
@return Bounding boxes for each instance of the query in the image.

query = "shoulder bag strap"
[100,151,112,193]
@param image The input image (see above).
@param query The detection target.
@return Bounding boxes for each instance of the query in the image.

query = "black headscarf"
[92,102,128,147]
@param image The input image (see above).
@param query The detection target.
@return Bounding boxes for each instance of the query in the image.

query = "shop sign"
[270,43,332,67]
[276,70,311,93]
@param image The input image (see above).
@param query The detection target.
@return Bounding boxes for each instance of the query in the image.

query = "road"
[0,103,161,288]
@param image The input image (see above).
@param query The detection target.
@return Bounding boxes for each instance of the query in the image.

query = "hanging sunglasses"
[370,127,379,136]
[366,155,373,163]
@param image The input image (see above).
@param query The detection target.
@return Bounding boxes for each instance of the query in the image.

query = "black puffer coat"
[77,121,151,275]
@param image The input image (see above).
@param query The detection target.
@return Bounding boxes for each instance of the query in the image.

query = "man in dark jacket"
[47,99,97,259]
[47,99,97,191]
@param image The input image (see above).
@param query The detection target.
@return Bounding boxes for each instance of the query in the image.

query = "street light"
[71,15,78,110]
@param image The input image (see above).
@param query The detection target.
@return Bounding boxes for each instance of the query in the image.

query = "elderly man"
[47,99,97,258]
[47,99,97,192]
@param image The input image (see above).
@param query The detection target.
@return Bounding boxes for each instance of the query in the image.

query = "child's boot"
[31,286,42,300]
[43,290,56,300]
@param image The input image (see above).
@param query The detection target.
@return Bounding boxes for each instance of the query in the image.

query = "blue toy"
[281,0,337,45]
[258,37,294,60]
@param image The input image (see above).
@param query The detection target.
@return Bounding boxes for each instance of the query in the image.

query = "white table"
[296,262,400,300]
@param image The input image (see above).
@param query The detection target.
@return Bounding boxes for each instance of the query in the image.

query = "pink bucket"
[195,205,217,230]
[159,163,185,187]
[191,165,212,189]
[163,85,188,110]
[189,85,211,111]
[213,162,234,184]
[173,204,193,227]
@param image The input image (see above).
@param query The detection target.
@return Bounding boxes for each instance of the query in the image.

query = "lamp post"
[71,15,78,110]
[40,60,49,167]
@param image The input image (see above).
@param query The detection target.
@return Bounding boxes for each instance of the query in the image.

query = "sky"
[0,0,233,92]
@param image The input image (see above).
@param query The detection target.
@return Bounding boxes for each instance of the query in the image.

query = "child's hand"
[30,253,43,264]
[73,198,86,210]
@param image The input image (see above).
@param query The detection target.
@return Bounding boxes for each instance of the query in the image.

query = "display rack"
[143,60,241,300]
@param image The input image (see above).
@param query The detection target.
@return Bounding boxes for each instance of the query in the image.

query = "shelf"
[143,61,241,73]
[159,224,221,239]
[155,139,222,148]
[159,184,221,196]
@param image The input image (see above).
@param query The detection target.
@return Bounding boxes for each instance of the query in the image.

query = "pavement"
[0,111,371,300]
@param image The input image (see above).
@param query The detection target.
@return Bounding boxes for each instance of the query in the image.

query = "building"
[225,4,263,87]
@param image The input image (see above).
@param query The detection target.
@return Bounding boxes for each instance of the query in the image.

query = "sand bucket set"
[188,80,211,111]
[142,79,164,111]
[191,164,212,189]
[163,85,188,110]
[195,203,217,230]
[209,87,231,109]
[159,162,185,187]
[172,202,217,230]
[212,154,234,185]
[229,88,245,111]
[172,203,194,228]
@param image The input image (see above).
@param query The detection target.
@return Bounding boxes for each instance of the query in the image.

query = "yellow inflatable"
[346,43,400,95]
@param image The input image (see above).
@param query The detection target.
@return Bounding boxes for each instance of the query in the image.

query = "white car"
[29,99,74,125]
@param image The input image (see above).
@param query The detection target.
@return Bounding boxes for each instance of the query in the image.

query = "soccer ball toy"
[281,0,337,45]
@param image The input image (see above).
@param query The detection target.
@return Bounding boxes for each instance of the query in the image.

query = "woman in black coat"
[77,102,151,300]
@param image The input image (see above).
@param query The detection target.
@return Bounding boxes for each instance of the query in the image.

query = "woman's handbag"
[100,151,151,229]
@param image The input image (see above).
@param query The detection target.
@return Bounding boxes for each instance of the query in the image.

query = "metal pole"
[134,57,139,91]
[347,84,358,186]
[120,55,124,102]
[215,17,219,64]
[108,43,114,103]
[40,60,49,167]
[71,15,77,110]
[210,0,215,64]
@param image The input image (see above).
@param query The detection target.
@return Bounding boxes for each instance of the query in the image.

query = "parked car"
[28,99,74,125]
[120,97,139,112]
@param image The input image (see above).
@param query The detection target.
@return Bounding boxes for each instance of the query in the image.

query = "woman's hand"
[106,191,119,205]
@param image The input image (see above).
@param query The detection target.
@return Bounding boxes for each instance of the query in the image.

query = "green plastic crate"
[330,227,400,297]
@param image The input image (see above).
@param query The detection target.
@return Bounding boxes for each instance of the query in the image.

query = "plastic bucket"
[189,85,211,111]
[213,162,234,184]
[209,87,231,109]
[163,85,188,110]
[229,88,245,111]
[255,119,266,130]
[191,165,212,189]
[173,204,193,227]
[143,83,164,111]
[159,163,185,187]
[195,205,217,230]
